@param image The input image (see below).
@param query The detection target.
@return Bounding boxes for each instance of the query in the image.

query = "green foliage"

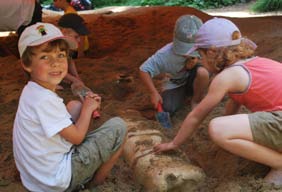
[93,0,125,7]
[40,0,53,5]
[90,0,243,9]
[252,0,282,12]
[40,0,243,9]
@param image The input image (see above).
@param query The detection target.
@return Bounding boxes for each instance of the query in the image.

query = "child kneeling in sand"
[139,15,210,116]
[13,22,127,191]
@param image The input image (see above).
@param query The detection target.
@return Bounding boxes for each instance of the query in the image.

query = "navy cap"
[58,13,89,35]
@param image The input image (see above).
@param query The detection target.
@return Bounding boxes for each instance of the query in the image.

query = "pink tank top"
[228,57,282,112]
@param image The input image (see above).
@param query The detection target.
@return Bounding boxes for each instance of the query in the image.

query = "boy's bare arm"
[68,59,80,77]
[139,70,162,108]
[77,36,86,58]
[60,96,101,144]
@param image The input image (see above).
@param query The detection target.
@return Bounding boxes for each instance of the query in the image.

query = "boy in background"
[56,13,90,89]
[13,22,127,191]
[58,13,89,58]
[54,0,89,58]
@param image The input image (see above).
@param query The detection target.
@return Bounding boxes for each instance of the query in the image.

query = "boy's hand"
[84,92,101,112]
[150,92,163,109]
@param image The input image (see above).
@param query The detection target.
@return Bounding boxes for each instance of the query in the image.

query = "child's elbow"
[65,134,84,145]
[71,137,84,145]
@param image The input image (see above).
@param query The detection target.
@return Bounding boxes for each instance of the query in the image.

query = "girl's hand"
[153,141,178,154]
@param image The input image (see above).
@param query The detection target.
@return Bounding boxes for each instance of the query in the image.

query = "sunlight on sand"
[42,3,282,19]
[0,32,15,37]
[205,10,282,18]
[43,6,136,17]
[80,6,136,14]
[85,5,282,18]
[204,1,282,18]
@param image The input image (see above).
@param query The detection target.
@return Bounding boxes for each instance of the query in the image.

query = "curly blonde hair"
[200,31,256,72]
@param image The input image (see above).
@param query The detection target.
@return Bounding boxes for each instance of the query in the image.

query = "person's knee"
[208,117,228,145]
[66,100,82,121]
[67,100,82,110]
[108,117,127,136]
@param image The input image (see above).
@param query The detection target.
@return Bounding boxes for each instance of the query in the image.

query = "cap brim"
[185,45,198,57]
[173,37,199,57]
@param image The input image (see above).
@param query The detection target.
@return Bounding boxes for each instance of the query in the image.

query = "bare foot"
[264,168,282,185]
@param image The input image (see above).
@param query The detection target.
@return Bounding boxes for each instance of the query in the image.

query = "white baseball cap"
[18,22,78,57]
[186,17,257,55]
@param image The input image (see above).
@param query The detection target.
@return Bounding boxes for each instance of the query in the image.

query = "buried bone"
[123,117,206,192]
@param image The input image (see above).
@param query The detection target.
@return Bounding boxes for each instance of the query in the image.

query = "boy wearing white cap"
[139,15,210,116]
[13,22,126,191]
[154,17,282,185]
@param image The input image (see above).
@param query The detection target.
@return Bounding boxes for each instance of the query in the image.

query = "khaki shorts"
[65,117,127,192]
[249,111,282,150]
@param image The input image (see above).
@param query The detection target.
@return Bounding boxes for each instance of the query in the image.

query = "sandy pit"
[1,4,282,192]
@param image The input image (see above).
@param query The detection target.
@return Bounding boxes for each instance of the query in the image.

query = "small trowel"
[155,102,172,129]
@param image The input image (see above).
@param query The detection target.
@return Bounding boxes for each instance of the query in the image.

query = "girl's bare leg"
[208,114,282,185]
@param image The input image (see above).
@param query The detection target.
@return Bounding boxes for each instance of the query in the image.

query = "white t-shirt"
[13,81,74,192]
[0,0,35,31]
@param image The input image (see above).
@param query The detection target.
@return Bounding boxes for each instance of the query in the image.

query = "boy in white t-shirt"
[13,22,127,192]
